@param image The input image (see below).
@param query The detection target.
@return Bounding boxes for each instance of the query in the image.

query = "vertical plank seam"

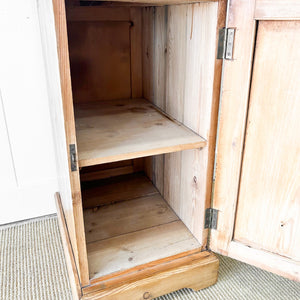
[231,20,258,242]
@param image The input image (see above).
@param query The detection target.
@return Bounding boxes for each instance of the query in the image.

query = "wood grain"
[82,251,219,300]
[74,98,206,167]
[83,249,204,293]
[81,173,158,208]
[38,0,89,285]
[234,21,300,260]
[227,241,300,282]
[80,159,144,182]
[87,220,200,279]
[255,0,300,20]
[130,8,143,98]
[84,194,178,243]
[203,0,227,247]
[66,6,131,22]
[142,3,219,245]
[55,193,81,300]
[210,0,257,255]
[67,21,132,102]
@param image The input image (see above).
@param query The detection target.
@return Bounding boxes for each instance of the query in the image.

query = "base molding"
[82,251,219,300]
[56,193,219,300]
[55,193,81,300]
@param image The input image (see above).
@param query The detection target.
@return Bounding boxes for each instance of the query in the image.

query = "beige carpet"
[0,215,299,300]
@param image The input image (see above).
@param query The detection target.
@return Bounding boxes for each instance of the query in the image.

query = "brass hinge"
[204,208,218,230]
[69,144,77,172]
[217,28,235,60]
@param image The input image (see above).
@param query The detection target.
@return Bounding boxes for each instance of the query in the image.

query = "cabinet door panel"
[234,21,300,260]
[212,0,300,281]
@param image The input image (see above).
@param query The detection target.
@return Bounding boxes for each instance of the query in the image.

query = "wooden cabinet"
[38,0,300,299]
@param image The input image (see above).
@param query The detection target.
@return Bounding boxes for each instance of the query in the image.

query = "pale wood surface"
[130,8,143,98]
[83,173,201,280]
[87,221,200,279]
[83,249,203,293]
[234,21,300,260]
[202,0,227,246]
[211,0,300,280]
[227,242,300,282]
[142,3,219,245]
[74,98,206,167]
[38,0,89,285]
[255,0,300,20]
[210,0,257,255]
[81,173,158,209]
[82,251,219,300]
[55,193,81,300]
[84,194,178,243]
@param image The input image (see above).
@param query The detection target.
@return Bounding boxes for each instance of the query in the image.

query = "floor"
[0,215,299,300]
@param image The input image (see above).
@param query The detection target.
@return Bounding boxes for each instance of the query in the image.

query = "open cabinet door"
[211,0,300,281]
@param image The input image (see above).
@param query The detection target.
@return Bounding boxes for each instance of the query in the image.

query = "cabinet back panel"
[67,21,131,102]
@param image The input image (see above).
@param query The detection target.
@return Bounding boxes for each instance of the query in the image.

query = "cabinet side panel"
[37,0,89,285]
[142,3,219,244]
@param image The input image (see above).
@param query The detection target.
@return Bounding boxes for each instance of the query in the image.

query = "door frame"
[210,0,300,281]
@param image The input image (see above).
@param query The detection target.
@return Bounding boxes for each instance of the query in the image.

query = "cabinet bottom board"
[82,173,202,281]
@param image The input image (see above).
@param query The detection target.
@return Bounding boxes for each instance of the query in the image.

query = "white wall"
[0,0,59,224]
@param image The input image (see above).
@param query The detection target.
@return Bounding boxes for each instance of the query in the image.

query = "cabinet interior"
[66,0,218,282]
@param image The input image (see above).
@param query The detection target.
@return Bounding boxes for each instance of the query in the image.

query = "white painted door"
[0,0,58,224]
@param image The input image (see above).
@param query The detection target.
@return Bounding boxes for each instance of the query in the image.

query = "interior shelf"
[82,173,201,281]
[75,98,206,167]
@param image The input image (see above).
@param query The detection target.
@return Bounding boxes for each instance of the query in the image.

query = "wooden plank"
[55,193,81,300]
[141,3,220,245]
[151,7,167,195]
[255,0,300,20]
[66,6,131,21]
[75,98,206,167]
[142,7,156,190]
[82,251,219,300]
[84,194,179,243]
[38,0,89,285]
[227,242,300,282]
[80,165,134,182]
[210,0,257,255]
[180,2,219,243]
[142,7,154,102]
[79,159,143,182]
[87,220,201,279]
[81,173,158,209]
[163,6,187,234]
[68,21,131,103]
[80,160,139,182]
[203,0,227,247]
[85,248,202,291]
[234,21,300,261]
[162,3,219,244]
[130,8,143,98]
